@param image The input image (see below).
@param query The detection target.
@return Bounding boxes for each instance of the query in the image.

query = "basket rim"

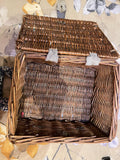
[7,53,119,144]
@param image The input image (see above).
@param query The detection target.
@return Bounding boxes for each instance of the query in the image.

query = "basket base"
[15,118,107,139]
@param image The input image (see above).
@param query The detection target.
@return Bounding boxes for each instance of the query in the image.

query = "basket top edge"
[23,14,98,24]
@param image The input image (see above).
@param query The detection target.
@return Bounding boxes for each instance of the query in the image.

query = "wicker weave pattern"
[91,66,114,135]
[16,118,95,137]
[16,15,118,58]
[8,16,119,144]
[19,62,95,121]
[8,53,118,144]
[8,53,119,144]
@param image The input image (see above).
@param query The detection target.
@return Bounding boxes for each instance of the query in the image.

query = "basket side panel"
[109,66,119,140]
[8,54,26,135]
[90,65,114,136]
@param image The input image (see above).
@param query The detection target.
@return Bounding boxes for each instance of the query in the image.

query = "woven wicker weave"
[8,15,119,144]
[20,62,95,121]
[16,15,119,59]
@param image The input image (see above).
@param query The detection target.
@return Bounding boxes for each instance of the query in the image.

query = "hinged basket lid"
[16,15,119,60]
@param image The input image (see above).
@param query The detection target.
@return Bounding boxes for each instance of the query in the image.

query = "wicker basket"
[8,15,119,144]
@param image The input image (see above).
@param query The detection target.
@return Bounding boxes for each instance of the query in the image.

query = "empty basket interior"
[9,53,116,141]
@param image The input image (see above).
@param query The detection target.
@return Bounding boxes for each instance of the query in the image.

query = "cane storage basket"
[8,15,119,144]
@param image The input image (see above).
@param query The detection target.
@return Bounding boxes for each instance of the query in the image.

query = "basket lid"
[16,15,119,59]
